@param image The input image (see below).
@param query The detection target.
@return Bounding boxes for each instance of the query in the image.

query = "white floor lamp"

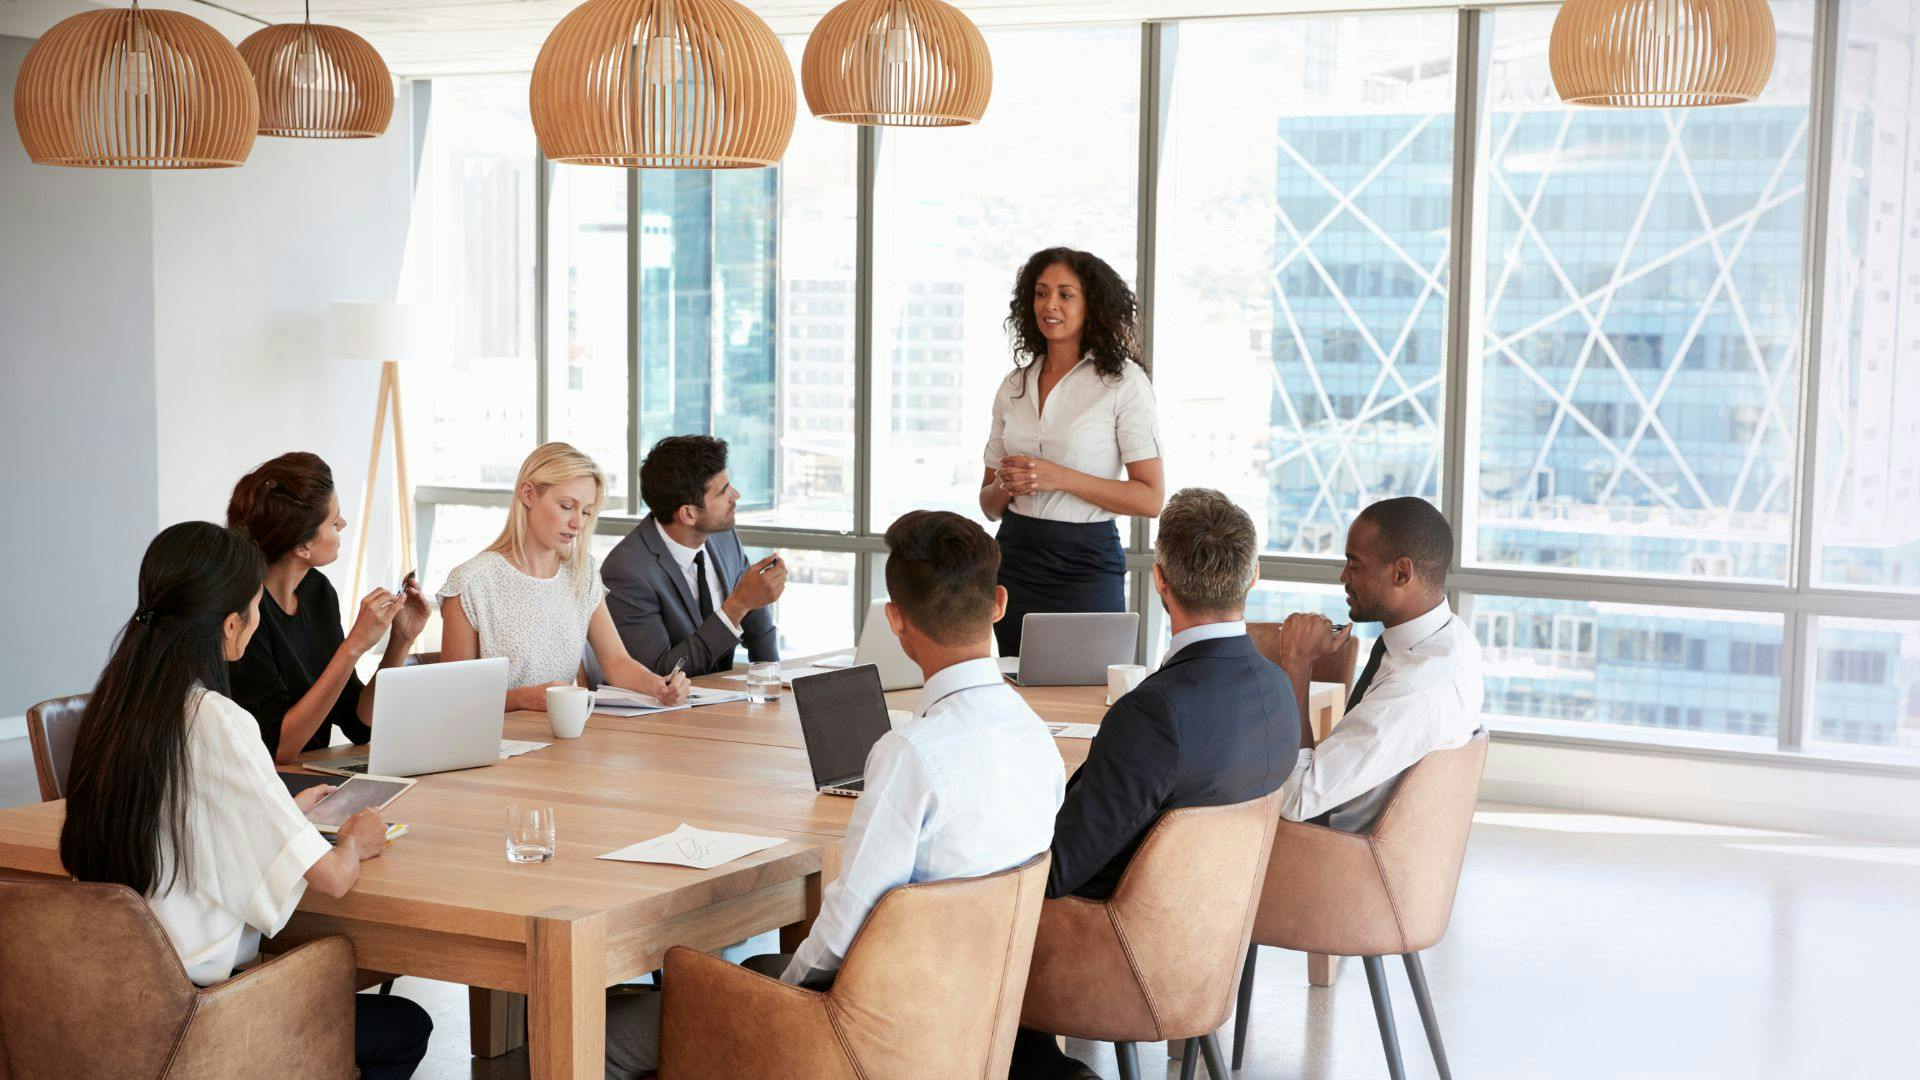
[330,301,423,606]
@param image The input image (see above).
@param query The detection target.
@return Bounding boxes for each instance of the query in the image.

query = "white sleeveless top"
[437,550,606,689]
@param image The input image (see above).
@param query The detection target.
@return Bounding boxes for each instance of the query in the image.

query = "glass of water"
[745,661,783,704]
[505,804,556,863]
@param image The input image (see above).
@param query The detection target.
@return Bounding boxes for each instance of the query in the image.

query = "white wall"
[0,34,159,713]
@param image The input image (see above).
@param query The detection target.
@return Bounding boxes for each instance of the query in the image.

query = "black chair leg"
[377,979,394,995]
[1232,943,1257,1069]
[1198,1032,1230,1079]
[1402,952,1452,1080]
[1114,1041,1141,1080]
[1362,955,1407,1080]
[1178,1038,1199,1080]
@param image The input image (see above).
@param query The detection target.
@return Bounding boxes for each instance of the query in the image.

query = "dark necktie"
[692,549,715,623]
[1347,636,1388,712]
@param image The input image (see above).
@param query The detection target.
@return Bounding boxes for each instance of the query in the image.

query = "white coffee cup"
[546,685,596,739]
[1107,664,1148,705]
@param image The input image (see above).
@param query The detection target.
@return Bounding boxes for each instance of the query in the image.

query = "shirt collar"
[653,520,704,571]
[1382,599,1451,656]
[1164,619,1246,665]
[914,656,1007,718]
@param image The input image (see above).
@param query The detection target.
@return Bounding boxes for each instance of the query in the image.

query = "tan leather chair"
[1020,792,1283,1080]
[1233,733,1488,1079]
[658,851,1050,1079]
[1248,621,1360,736]
[0,878,357,1079]
[24,693,88,802]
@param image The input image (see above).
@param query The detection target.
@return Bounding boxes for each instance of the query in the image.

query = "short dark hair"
[640,435,729,522]
[227,452,335,563]
[883,511,1001,646]
[1156,488,1257,614]
[1354,497,1453,586]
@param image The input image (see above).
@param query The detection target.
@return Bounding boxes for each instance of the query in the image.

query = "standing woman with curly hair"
[981,247,1165,656]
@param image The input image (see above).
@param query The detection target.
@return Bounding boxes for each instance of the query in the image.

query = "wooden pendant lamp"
[802,0,991,126]
[530,0,795,168]
[239,0,394,139]
[1550,0,1775,107]
[12,0,258,168]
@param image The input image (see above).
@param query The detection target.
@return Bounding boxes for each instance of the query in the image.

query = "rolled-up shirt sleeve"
[1113,365,1162,464]
[781,733,932,987]
[982,380,1011,468]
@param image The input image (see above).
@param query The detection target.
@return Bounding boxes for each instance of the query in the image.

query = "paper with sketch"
[596,823,787,870]
[1045,723,1101,740]
[499,740,549,759]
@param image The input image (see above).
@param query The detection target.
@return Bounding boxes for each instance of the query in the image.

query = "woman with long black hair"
[59,521,431,1080]
[981,247,1166,656]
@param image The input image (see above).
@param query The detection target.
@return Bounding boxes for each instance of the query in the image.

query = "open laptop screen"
[792,665,893,787]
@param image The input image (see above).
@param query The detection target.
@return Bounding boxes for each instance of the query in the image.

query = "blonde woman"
[438,443,691,712]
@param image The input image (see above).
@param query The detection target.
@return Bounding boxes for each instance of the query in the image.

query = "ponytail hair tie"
[133,609,156,626]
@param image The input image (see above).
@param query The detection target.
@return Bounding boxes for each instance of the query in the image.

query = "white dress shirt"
[781,656,1065,986]
[983,358,1162,523]
[1163,619,1247,665]
[1279,600,1483,832]
[654,521,742,636]
[149,689,333,986]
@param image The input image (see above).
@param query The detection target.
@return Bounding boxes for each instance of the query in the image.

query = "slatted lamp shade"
[1549,0,1776,108]
[239,14,394,139]
[530,0,795,168]
[802,0,991,126]
[12,0,258,168]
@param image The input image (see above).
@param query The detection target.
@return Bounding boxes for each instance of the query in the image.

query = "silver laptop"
[792,665,893,797]
[1007,612,1140,686]
[308,657,511,777]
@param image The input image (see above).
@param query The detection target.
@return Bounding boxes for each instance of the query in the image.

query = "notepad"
[594,686,745,715]
[597,823,787,870]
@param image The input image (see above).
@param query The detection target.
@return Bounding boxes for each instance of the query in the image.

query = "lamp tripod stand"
[348,358,416,605]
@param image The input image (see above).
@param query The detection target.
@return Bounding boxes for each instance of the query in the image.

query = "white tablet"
[305,774,415,834]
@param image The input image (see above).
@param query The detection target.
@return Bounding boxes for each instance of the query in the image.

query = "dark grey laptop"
[793,665,893,797]
[1008,612,1140,686]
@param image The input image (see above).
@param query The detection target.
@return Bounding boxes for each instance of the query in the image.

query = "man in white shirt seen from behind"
[603,510,1065,1079]
[1273,496,1483,833]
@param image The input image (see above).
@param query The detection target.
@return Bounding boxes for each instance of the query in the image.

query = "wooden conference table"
[0,675,1344,1080]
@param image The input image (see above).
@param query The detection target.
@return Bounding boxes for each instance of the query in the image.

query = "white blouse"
[982,358,1162,523]
[437,550,605,689]
[149,688,333,987]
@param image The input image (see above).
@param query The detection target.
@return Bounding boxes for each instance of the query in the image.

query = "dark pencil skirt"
[994,510,1128,657]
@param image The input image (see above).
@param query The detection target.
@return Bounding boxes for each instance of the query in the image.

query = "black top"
[1046,633,1300,900]
[229,570,370,757]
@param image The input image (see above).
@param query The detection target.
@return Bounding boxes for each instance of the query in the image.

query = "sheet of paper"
[499,739,549,759]
[595,685,745,712]
[720,655,854,684]
[1045,723,1101,740]
[596,823,788,870]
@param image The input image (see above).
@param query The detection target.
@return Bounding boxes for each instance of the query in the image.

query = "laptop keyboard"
[825,777,864,794]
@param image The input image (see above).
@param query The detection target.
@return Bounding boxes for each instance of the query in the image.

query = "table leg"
[528,907,607,1080]
[1309,952,1341,987]
[469,988,527,1058]
[779,869,824,953]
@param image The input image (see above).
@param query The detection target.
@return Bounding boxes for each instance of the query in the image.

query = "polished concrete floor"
[4,740,1914,1079]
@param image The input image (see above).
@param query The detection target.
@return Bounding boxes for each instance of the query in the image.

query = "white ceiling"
[0,0,1460,77]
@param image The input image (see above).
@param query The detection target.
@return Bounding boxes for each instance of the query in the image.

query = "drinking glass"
[505,804,556,863]
[746,661,783,704]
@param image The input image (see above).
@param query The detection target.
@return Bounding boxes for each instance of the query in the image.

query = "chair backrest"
[1107,791,1283,1037]
[1368,732,1489,952]
[826,851,1050,1077]
[24,694,88,802]
[0,879,197,1079]
[1246,622,1359,726]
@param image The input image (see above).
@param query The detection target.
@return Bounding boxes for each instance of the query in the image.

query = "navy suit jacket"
[1047,633,1299,900]
[599,515,778,677]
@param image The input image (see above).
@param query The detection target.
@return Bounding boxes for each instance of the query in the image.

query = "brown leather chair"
[24,693,88,802]
[1020,792,1283,1080]
[1247,621,1360,736]
[658,851,1050,1079]
[1233,733,1488,1078]
[0,878,357,1079]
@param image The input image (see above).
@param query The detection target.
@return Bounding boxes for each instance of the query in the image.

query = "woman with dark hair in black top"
[227,452,430,764]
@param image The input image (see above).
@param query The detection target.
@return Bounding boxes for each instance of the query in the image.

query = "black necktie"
[1347,637,1387,712]
[692,549,715,623]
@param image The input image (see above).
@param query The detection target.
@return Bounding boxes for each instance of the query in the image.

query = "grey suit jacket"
[600,515,779,677]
